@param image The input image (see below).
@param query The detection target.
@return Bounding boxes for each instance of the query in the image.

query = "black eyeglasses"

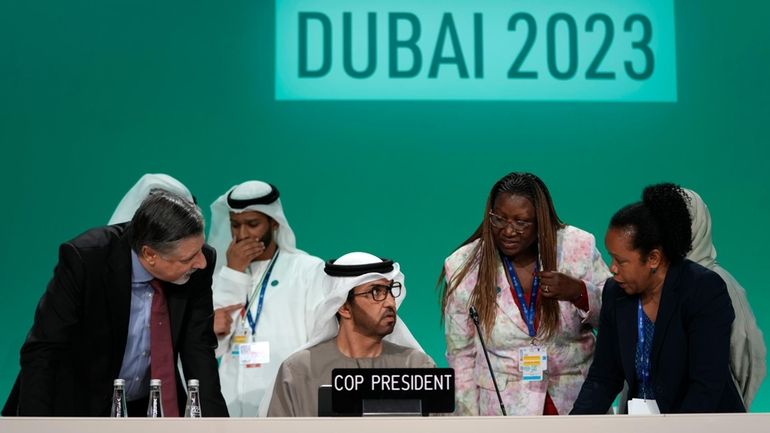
[353,281,402,302]
[488,211,535,233]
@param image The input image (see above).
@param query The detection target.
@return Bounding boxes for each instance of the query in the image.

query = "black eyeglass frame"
[351,281,403,302]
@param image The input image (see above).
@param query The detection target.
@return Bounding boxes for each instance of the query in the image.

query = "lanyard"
[637,299,652,398]
[244,250,280,337]
[502,255,540,338]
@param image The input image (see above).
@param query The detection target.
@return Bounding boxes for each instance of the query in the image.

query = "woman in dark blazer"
[571,183,745,414]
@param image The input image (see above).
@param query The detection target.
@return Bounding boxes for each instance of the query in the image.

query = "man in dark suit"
[3,191,228,416]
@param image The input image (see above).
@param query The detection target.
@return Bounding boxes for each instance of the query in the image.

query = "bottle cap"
[113,378,126,386]
[187,379,199,387]
[150,379,162,387]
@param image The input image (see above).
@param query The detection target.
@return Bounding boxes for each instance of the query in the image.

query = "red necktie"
[149,279,180,417]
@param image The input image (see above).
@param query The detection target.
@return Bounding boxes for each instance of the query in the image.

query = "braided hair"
[610,182,692,262]
[440,172,565,339]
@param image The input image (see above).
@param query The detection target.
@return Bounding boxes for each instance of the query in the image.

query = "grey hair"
[129,190,204,255]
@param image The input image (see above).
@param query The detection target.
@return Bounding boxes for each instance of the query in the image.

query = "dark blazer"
[571,260,745,414]
[3,223,228,416]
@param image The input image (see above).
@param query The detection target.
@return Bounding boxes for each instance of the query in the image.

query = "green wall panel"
[1,1,768,412]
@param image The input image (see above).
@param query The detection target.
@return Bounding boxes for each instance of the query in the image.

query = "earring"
[651,267,657,274]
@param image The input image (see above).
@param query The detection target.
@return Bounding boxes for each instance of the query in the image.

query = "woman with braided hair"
[441,172,611,415]
[571,183,745,414]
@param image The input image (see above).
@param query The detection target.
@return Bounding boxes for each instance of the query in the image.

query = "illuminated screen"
[276,0,677,101]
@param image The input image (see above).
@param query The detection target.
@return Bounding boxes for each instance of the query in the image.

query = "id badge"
[231,328,248,356]
[628,398,660,415]
[519,346,547,382]
[239,341,270,368]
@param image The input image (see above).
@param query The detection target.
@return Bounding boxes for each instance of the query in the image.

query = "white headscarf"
[306,252,422,350]
[683,188,766,409]
[108,173,194,224]
[685,189,718,269]
[208,181,305,274]
[257,252,424,416]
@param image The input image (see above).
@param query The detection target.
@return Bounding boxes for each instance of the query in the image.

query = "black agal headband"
[324,258,394,277]
[226,184,280,209]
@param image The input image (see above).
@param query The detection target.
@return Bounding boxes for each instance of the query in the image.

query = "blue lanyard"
[502,255,540,337]
[245,250,280,337]
[637,299,652,398]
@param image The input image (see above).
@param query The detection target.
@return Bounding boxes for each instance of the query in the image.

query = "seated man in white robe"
[266,252,435,417]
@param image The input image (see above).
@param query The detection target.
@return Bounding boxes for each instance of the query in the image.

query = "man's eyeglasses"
[488,211,535,233]
[353,281,403,302]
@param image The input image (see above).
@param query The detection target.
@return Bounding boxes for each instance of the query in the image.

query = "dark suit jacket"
[571,260,745,414]
[3,223,228,416]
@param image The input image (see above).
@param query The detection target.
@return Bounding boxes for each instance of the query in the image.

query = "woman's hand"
[537,271,585,302]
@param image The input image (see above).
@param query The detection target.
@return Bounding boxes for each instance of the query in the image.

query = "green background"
[1,1,768,412]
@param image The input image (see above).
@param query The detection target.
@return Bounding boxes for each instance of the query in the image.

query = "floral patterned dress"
[444,225,611,415]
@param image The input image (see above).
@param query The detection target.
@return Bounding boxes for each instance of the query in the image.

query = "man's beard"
[351,304,397,338]
[169,269,196,285]
[252,227,275,262]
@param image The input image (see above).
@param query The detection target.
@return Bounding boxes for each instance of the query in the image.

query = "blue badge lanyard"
[244,250,280,339]
[502,255,540,338]
[637,299,652,399]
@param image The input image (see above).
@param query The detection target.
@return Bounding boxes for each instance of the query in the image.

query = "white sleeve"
[213,266,253,357]
[213,266,253,308]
